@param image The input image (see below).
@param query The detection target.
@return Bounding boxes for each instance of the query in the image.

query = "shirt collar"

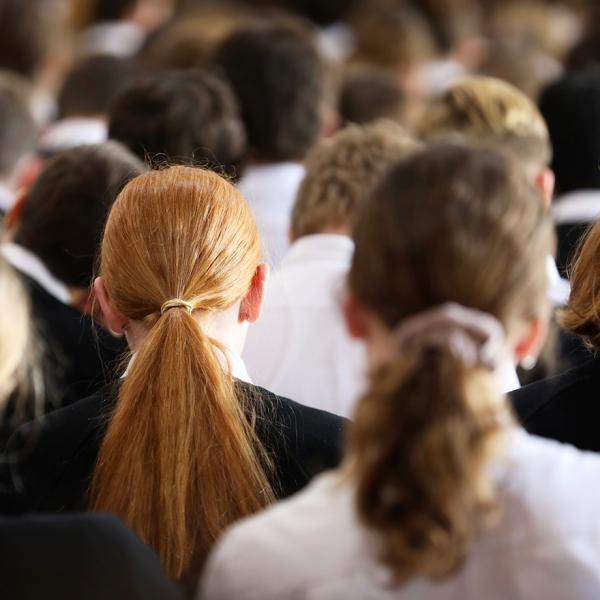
[0,183,15,213]
[552,189,600,224]
[1,242,71,305]
[281,234,354,267]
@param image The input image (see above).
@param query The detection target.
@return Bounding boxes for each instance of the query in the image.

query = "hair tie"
[160,298,194,316]
[393,302,505,369]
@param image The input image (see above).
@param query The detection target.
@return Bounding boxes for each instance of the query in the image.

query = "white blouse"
[199,430,600,600]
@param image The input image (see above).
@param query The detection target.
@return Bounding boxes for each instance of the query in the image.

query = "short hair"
[108,70,246,177]
[539,70,600,194]
[0,73,36,179]
[339,66,404,126]
[215,20,326,162]
[291,120,422,239]
[0,0,45,78]
[58,54,141,119]
[418,76,552,171]
[14,142,145,288]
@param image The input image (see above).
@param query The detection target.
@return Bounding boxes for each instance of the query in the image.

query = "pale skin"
[93,264,270,355]
[342,292,548,374]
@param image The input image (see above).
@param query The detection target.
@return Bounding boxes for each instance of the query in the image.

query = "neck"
[125,305,247,357]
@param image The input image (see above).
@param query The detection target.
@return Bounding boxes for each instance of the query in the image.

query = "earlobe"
[343,291,368,339]
[239,264,270,323]
[94,277,128,334]
[514,318,548,364]
[535,168,555,211]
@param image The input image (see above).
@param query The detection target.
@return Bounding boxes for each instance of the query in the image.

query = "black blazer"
[0,381,347,514]
[510,355,600,452]
[0,274,126,448]
[0,513,183,599]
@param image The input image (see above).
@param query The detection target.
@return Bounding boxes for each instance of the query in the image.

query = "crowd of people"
[0,0,599,598]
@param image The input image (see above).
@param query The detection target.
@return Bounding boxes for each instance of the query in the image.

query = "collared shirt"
[243,234,366,418]
[547,255,570,306]
[1,242,71,305]
[200,429,600,600]
[552,189,600,225]
[237,162,305,267]
[0,183,15,214]
[39,118,108,154]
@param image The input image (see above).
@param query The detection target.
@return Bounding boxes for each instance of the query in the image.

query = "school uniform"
[0,353,347,514]
[200,429,600,600]
[0,243,125,447]
[510,354,600,452]
[552,190,600,277]
[244,234,366,418]
[0,512,183,599]
[237,162,305,267]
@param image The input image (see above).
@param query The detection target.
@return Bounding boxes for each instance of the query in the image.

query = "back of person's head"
[292,120,421,240]
[0,0,45,79]
[539,69,600,194]
[347,143,552,583]
[108,70,246,177]
[561,219,600,349]
[215,19,326,162]
[90,166,274,579]
[339,67,405,126]
[0,73,36,182]
[418,76,551,175]
[58,54,141,120]
[13,142,145,289]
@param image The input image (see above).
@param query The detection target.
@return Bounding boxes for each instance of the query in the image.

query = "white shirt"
[237,162,305,267]
[244,234,366,418]
[547,255,570,306]
[1,242,70,304]
[552,189,600,225]
[200,430,600,600]
[39,118,108,154]
[0,182,15,213]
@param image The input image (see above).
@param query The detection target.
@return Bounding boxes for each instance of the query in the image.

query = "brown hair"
[560,221,600,350]
[291,120,421,239]
[348,143,552,582]
[89,166,274,579]
[418,76,551,172]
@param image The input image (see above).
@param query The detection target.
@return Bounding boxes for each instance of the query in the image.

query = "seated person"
[0,166,346,594]
[0,257,181,599]
[0,142,144,445]
[108,70,246,178]
[0,74,36,214]
[216,20,327,265]
[511,217,600,453]
[200,143,600,600]
[244,120,421,417]
[40,54,141,155]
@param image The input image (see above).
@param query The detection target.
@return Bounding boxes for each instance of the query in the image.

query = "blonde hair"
[348,143,552,583]
[0,257,35,404]
[418,76,551,170]
[561,221,600,350]
[89,166,274,580]
[291,120,421,240]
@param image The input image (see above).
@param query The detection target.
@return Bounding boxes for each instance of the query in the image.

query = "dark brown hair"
[108,70,246,177]
[348,143,552,582]
[215,20,326,162]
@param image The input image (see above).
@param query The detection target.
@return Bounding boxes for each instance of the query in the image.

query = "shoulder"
[510,359,600,422]
[0,513,183,600]
[201,473,358,600]
[502,431,600,538]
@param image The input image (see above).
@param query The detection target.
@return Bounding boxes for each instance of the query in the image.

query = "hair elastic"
[160,298,194,316]
[393,302,505,369]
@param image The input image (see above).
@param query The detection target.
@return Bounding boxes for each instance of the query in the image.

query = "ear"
[534,168,555,211]
[239,264,269,323]
[93,277,129,334]
[513,317,548,363]
[343,290,369,339]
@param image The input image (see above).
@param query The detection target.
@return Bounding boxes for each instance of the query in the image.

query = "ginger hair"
[89,166,274,580]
